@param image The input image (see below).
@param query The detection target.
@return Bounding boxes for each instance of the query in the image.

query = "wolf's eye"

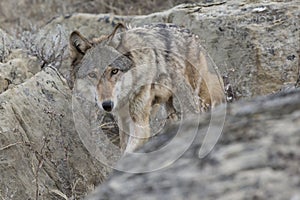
[88,72,97,79]
[111,69,119,76]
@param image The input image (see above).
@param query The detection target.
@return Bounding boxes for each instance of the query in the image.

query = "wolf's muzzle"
[102,100,114,112]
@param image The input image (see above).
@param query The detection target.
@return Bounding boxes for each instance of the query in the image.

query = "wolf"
[69,23,225,152]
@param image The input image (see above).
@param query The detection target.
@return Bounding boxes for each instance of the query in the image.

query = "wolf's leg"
[116,113,131,152]
[119,129,129,152]
[150,103,161,119]
[125,85,152,152]
[115,108,131,152]
[165,96,178,121]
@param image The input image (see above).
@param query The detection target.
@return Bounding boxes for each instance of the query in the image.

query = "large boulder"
[86,88,300,200]
[34,0,299,98]
[1,1,298,98]
[0,67,112,199]
[0,0,197,33]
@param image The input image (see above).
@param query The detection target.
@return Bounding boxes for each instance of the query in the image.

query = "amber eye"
[111,69,119,76]
[88,72,97,79]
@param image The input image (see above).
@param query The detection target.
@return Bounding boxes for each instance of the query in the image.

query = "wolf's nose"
[102,100,114,112]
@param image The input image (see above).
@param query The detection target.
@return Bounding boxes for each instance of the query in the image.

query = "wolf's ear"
[69,31,92,65]
[69,31,92,89]
[92,23,127,45]
[107,23,127,41]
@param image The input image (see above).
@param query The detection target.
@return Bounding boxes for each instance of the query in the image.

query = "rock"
[0,76,9,93]
[86,89,300,200]
[0,28,14,62]
[0,1,299,97]
[0,49,40,94]
[180,1,300,98]
[0,0,199,33]
[0,67,113,199]
[33,0,299,98]
[131,0,300,98]
[0,29,42,94]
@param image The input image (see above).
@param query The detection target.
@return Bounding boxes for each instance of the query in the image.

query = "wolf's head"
[69,29,134,112]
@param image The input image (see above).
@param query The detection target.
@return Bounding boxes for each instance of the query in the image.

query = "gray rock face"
[0,67,111,199]
[1,1,299,97]
[86,89,300,200]
[0,0,198,33]
[132,0,300,98]
[35,0,299,98]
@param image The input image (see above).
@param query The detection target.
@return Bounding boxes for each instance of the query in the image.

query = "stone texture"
[1,1,298,98]
[0,67,112,199]
[34,0,299,98]
[0,0,198,34]
[0,29,14,62]
[86,89,300,200]
[0,49,40,94]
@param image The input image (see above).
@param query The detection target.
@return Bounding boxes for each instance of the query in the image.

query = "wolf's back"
[108,23,225,108]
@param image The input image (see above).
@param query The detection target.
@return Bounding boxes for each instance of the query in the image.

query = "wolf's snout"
[102,100,114,112]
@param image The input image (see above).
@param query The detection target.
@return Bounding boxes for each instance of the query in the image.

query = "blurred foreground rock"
[86,89,300,200]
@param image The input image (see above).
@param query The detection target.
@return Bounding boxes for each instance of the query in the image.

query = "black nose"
[102,100,114,112]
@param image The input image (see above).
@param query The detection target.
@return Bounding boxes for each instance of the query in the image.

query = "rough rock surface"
[0,67,112,199]
[1,1,299,97]
[35,0,299,98]
[0,0,200,34]
[0,49,40,93]
[86,89,300,200]
[0,29,14,62]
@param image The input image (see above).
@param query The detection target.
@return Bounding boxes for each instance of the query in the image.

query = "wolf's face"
[94,54,133,112]
[95,65,122,112]
[69,31,133,112]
